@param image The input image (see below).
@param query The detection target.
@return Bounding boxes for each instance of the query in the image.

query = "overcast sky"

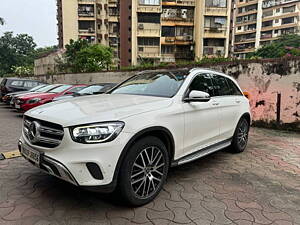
[0,0,57,47]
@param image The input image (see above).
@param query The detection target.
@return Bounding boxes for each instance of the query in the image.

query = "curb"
[0,150,21,160]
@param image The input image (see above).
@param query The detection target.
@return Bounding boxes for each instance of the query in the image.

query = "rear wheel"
[119,136,169,206]
[230,117,249,153]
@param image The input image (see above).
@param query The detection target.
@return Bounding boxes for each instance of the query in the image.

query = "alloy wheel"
[237,120,249,149]
[130,146,166,199]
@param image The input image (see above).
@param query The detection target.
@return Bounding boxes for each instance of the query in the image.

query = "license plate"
[15,104,20,109]
[21,146,40,165]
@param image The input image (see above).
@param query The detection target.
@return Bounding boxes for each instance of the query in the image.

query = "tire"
[118,136,169,206]
[230,117,250,153]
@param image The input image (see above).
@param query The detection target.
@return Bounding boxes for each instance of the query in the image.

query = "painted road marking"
[0,150,21,160]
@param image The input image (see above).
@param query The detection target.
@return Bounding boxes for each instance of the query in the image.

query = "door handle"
[235,100,241,104]
[212,102,220,106]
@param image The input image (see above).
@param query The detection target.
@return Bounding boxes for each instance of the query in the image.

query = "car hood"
[26,94,172,127]
[19,92,57,100]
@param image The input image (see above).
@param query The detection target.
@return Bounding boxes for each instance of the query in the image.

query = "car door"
[183,73,221,156]
[211,74,242,140]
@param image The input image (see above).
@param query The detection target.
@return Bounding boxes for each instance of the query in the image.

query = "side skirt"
[171,138,232,167]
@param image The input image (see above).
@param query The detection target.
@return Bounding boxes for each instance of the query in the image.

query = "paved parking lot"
[0,102,300,225]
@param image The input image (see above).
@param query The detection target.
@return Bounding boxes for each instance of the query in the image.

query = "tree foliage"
[0,32,37,76]
[248,34,300,58]
[57,39,113,73]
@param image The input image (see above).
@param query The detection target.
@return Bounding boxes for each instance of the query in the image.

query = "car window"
[211,74,232,96]
[29,85,46,91]
[49,85,72,93]
[10,80,24,87]
[37,85,60,93]
[68,86,85,93]
[188,73,214,96]
[111,70,188,98]
[226,78,243,96]
[78,85,104,94]
[24,81,38,88]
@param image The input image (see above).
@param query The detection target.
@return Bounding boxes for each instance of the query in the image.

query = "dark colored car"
[15,84,86,111]
[52,83,117,101]
[0,78,44,101]
[2,84,47,104]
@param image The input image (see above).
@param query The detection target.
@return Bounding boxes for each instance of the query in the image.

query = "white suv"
[19,68,251,206]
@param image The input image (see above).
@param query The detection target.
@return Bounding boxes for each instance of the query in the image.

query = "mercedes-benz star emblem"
[28,121,41,143]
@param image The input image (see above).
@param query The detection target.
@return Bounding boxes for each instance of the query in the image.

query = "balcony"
[78,28,96,35]
[175,52,194,59]
[261,33,273,39]
[137,5,162,13]
[162,0,195,6]
[78,0,95,3]
[204,7,228,16]
[262,0,298,9]
[203,46,225,56]
[137,23,161,37]
[204,27,227,38]
[138,46,160,58]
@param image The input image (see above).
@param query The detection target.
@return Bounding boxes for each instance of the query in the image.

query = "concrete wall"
[32,58,300,124]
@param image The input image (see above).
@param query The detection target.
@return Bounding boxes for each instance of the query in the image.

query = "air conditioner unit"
[138,24,144,30]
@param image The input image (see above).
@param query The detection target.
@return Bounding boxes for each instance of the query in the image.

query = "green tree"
[58,39,113,73]
[0,32,37,76]
[248,34,300,58]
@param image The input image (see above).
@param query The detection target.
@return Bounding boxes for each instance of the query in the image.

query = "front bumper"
[19,128,133,192]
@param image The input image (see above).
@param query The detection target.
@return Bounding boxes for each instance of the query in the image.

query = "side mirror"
[184,90,211,103]
[243,91,250,99]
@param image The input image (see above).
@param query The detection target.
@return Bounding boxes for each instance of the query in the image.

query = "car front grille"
[23,116,64,148]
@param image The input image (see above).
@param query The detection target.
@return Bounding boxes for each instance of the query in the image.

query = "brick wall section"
[30,58,300,124]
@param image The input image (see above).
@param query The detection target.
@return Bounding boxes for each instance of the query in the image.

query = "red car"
[14,84,86,112]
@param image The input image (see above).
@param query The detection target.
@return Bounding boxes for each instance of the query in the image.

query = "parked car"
[14,84,86,111]
[10,84,64,108]
[0,78,44,101]
[18,69,251,206]
[53,83,117,101]
[2,84,47,104]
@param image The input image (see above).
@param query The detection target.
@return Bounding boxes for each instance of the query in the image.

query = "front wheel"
[118,136,169,206]
[230,117,250,153]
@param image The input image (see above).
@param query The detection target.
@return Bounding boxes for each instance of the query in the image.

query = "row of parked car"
[0,77,116,112]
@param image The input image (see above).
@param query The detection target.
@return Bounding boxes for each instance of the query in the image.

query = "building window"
[205,0,227,8]
[138,37,160,46]
[276,8,280,13]
[138,13,160,23]
[161,45,175,54]
[237,26,242,30]
[282,17,294,25]
[139,0,160,6]
[283,5,295,13]
[275,19,279,23]
[205,16,227,28]
[162,26,175,37]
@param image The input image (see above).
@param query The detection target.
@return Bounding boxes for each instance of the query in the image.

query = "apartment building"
[57,0,232,67]
[232,0,300,58]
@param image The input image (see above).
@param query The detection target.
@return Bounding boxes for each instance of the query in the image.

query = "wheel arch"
[112,126,175,187]
[240,112,251,126]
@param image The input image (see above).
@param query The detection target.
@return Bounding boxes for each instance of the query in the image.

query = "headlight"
[27,98,41,104]
[70,122,125,144]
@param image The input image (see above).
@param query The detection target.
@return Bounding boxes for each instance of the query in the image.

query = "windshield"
[78,85,104,94]
[37,85,61,93]
[49,85,72,93]
[29,84,46,91]
[110,70,188,98]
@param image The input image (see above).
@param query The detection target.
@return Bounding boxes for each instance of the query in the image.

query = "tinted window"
[212,74,232,96]
[111,70,188,98]
[226,78,243,96]
[24,81,38,88]
[188,73,214,96]
[10,80,24,87]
